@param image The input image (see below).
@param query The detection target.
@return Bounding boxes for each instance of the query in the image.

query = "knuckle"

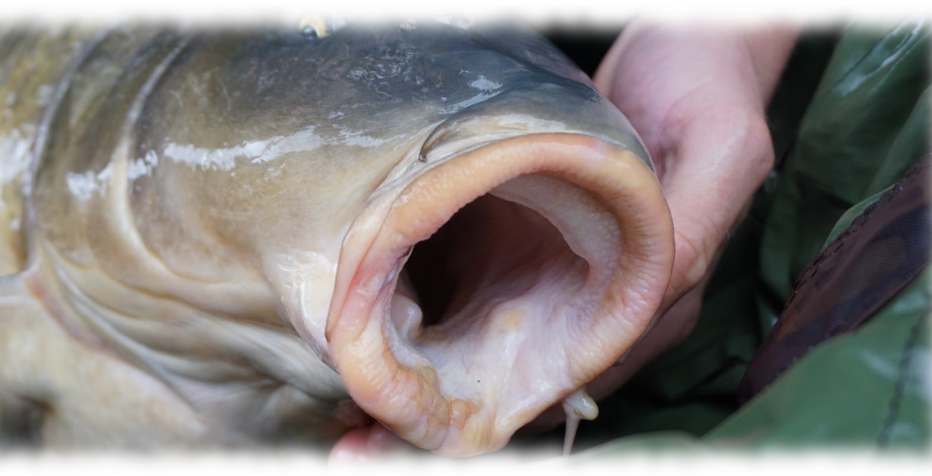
[672,226,712,296]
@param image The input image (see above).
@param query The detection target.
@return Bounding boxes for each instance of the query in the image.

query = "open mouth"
[402,183,593,334]
[326,133,674,456]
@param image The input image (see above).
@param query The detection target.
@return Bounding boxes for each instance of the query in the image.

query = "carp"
[0,19,673,456]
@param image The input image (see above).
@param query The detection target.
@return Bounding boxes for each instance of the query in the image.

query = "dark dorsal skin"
[0,21,671,455]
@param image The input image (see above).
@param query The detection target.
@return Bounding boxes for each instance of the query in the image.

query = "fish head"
[37,21,673,455]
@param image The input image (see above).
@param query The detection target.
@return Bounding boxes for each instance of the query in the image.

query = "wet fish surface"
[0,20,673,456]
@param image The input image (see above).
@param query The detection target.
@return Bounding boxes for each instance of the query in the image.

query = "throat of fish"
[561,387,598,456]
[321,134,674,457]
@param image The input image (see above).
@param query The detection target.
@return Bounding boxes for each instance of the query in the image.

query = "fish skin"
[0,26,96,276]
[0,20,670,454]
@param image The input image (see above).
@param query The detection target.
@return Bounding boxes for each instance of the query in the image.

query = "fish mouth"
[325,133,673,456]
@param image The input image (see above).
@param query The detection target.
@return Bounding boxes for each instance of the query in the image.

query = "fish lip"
[324,132,674,456]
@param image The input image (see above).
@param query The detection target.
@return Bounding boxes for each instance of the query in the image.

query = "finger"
[659,104,773,301]
[328,422,414,465]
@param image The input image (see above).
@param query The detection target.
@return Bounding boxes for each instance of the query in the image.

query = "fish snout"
[324,133,674,456]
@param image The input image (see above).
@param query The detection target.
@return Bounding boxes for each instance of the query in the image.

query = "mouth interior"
[401,189,590,334]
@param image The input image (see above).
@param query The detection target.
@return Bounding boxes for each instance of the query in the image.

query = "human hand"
[578,21,799,398]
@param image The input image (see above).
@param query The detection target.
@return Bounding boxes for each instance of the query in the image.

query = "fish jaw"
[323,133,674,456]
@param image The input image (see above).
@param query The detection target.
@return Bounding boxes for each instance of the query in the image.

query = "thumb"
[328,423,417,465]
[658,104,773,303]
